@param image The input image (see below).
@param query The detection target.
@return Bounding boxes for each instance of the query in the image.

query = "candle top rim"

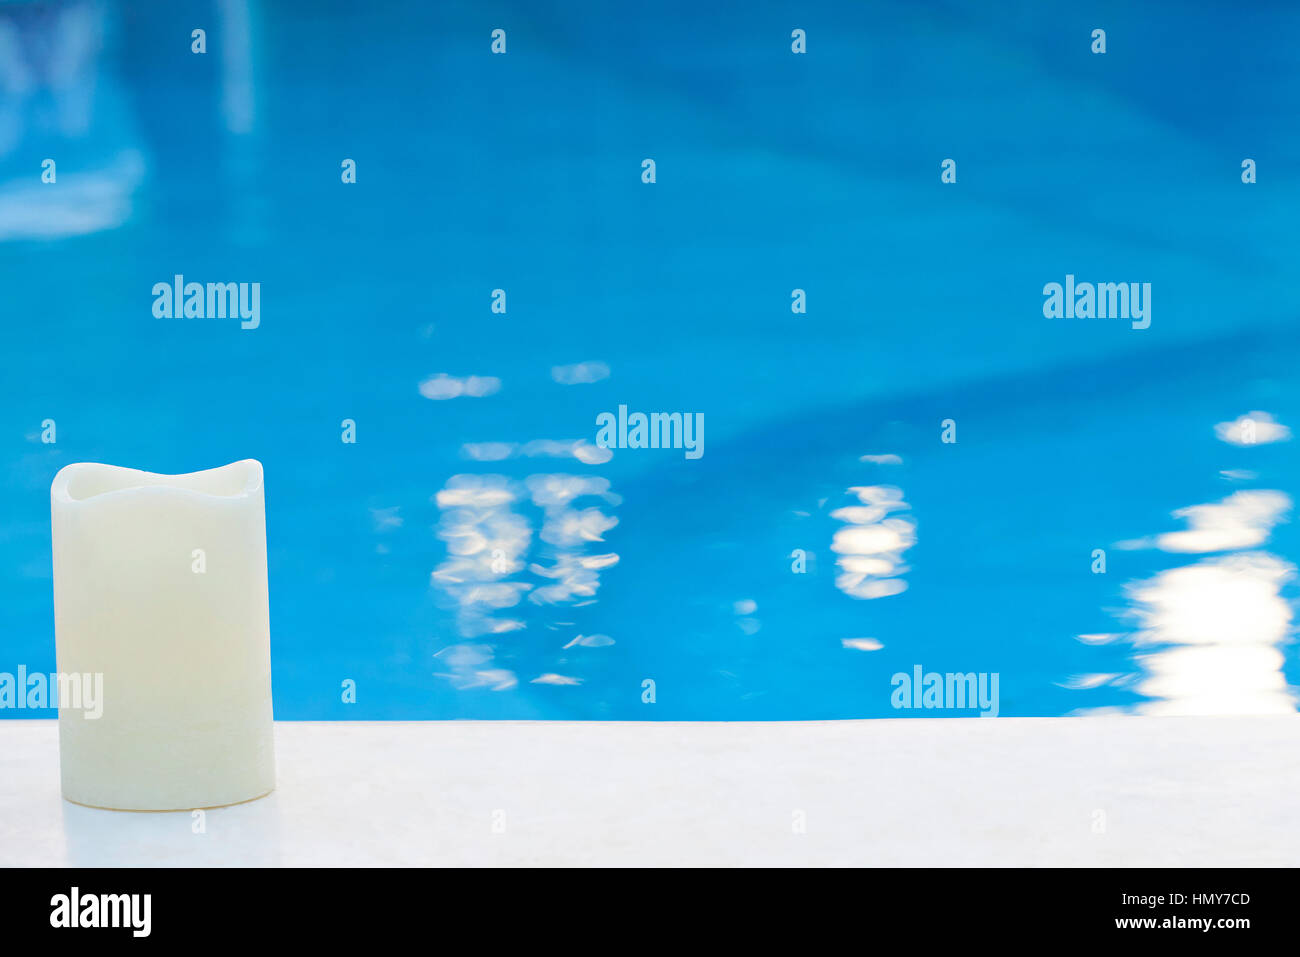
[51,459,264,505]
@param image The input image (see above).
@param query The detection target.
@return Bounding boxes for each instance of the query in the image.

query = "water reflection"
[430,468,620,690]
[461,438,611,465]
[831,484,915,600]
[1077,413,1296,715]
[1215,411,1291,447]
[1118,490,1290,554]
[0,1,143,240]
[0,0,259,242]
[1125,553,1295,714]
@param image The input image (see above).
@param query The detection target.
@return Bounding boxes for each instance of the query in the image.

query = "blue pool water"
[3,0,1299,719]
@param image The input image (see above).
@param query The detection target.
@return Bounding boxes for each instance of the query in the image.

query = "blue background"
[2,0,1298,718]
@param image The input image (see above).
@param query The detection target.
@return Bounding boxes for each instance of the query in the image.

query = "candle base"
[63,788,276,813]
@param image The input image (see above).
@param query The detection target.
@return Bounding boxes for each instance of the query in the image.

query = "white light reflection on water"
[1214,411,1292,447]
[831,485,915,600]
[1075,432,1296,714]
[431,471,620,690]
[1124,552,1295,714]
[1117,490,1289,554]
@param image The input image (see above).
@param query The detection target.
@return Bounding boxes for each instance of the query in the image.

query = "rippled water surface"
[3,1,1299,718]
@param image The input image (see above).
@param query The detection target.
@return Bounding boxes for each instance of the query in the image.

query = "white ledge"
[2,717,1297,867]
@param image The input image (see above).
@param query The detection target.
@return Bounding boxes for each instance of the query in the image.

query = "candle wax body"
[51,460,275,810]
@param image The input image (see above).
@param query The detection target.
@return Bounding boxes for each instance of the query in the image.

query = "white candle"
[51,460,276,810]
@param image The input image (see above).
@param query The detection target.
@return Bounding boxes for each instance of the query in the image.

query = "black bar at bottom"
[0,867,1285,942]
